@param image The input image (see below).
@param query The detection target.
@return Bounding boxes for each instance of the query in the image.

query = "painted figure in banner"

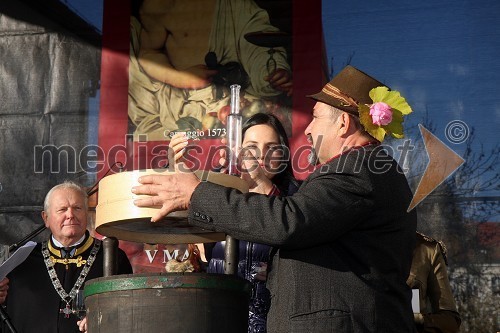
[128,0,293,140]
[0,181,132,333]
[132,65,418,332]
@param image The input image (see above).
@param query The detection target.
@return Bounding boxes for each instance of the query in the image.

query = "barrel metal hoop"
[84,274,251,297]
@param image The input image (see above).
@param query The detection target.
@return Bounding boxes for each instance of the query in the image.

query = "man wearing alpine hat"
[132,65,418,332]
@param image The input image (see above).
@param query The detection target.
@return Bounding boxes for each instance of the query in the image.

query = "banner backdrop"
[98,0,323,177]
[97,0,324,272]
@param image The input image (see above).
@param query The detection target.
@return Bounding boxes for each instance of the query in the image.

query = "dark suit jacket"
[4,233,132,333]
[189,145,417,333]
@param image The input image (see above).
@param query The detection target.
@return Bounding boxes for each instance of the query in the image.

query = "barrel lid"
[95,170,248,244]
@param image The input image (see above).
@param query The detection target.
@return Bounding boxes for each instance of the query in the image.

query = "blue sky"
[63,0,103,32]
[322,0,500,201]
[322,0,500,154]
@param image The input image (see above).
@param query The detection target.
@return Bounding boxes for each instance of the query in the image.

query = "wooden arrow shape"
[408,125,465,211]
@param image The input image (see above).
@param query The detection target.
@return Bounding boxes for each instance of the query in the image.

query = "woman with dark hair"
[168,113,298,333]
[238,112,297,196]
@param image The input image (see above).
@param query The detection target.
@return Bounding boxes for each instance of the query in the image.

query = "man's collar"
[51,233,86,248]
[49,231,93,258]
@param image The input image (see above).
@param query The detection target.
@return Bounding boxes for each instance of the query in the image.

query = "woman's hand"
[217,137,228,173]
[77,317,87,332]
[221,138,273,194]
[168,133,189,168]
[240,149,274,194]
[254,262,268,281]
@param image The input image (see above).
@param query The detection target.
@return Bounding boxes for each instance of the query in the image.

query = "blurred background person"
[407,232,461,333]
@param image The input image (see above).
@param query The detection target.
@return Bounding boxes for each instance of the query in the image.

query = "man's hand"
[0,277,9,304]
[132,170,201,222]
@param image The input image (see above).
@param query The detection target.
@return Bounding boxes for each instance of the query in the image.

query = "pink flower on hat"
[369,102,393,126]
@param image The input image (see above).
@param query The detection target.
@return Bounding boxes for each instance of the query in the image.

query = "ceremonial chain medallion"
[42,239,101,318]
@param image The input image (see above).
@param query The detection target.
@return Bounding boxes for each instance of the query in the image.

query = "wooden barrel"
[84,273,251,333]
[95,169,248,244]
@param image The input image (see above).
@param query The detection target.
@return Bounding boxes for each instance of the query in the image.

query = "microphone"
[0,306,17,333]
[8,225,47,254]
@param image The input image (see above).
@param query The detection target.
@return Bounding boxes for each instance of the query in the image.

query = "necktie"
[62,247,75,258]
